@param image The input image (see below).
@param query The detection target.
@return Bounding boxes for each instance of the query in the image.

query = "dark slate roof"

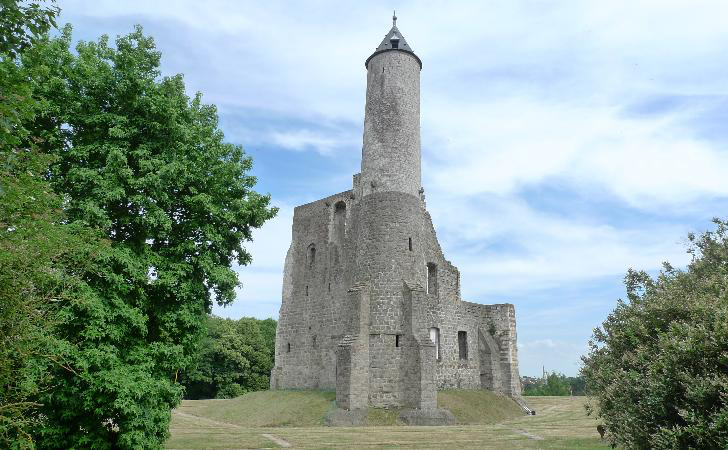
[365,20,422,69]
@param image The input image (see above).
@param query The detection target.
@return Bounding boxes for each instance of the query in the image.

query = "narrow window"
[408,237,412,251]
[286,343,291,353]
[429,327,440,360]
[458,331,468,360]
[312,335,317,348]
[395,334,401,347]
[328,283,331,292]
[305,285,309,296]
[427,263,438,296]
[307,243,316,267]
[333,201,346,246]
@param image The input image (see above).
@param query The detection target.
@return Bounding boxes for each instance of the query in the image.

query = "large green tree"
[9,24,276,449]
[582,219,728,449]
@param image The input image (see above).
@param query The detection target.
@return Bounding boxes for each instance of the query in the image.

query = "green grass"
[438,389,524,424]
[175,389,336,427]
[167,393,611,449]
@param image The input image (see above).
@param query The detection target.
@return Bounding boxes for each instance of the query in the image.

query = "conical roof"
[365,13,422,69]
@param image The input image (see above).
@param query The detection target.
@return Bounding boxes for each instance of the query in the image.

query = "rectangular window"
[427,263,438,296]
[458,331,468,360]
[395,334,401,347]
[429,327,440,360]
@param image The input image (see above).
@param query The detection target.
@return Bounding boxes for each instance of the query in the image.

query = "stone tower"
[271,15,527,422]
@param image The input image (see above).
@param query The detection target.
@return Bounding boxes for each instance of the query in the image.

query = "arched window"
[307,243,316,268]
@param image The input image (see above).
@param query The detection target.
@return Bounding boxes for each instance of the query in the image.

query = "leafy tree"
[0,147,105,449]
[0,1,81,447]
[182,316,275,399]
[259,317,277,359]
[523,372,572,396]
[582,219,728,449]
[12,24,276,449]
[568,375,586,396]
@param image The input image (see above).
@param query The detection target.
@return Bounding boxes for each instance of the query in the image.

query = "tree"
[523,372,572,396]
[1,1,87,447]
[582,219,728,449]
[182,316,275,399]
[14,25,276,448]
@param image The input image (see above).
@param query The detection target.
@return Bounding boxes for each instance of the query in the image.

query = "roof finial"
[393,10,397,27]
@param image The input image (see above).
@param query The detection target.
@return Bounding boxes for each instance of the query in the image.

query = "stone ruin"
[271,15,528,423]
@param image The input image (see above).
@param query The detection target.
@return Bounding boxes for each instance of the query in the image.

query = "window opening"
[333,201,346,246]
[408,237,412,251]
[305,285,309,296]
[307,243,316,267]
[429,327,440,360]
[286,343,291,353]
[458,331,468,360]
[312,335,317,348]
[427,263,438,295]
[395,334,401,347]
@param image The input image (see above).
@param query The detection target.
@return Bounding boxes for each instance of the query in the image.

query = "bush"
[582,219,728,449]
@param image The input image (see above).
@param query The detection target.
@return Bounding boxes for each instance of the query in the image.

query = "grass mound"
[176,390,335,427]
[438,389,524,424]
[173,389,524,429]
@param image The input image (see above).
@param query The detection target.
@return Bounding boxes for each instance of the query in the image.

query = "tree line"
[522,373,586,396]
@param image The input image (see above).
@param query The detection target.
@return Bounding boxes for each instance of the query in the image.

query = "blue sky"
[57,1,728,376]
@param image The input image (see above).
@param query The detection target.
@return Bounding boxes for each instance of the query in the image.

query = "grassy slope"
[174,389,525,428]
[438,389,524,424]
[175,390,336,427]
[167,395,609,449]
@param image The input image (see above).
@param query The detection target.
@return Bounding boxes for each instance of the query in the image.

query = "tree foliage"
[582,219,728,449]
[1,19,276,448]
[182,316,276,399]
[0,2,83,447]
[523,372,573,396]
[0,0,58,59]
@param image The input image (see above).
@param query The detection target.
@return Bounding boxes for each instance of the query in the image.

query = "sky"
[56,1,728,376]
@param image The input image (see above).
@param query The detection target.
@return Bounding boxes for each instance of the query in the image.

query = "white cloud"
[424,98,728,210]
[271,129,339,154]
[426,191,692,301]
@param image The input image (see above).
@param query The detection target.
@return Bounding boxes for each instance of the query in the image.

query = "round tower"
[360,13,422,198]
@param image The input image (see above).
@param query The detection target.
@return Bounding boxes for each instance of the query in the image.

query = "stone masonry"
[271,15,525,415]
